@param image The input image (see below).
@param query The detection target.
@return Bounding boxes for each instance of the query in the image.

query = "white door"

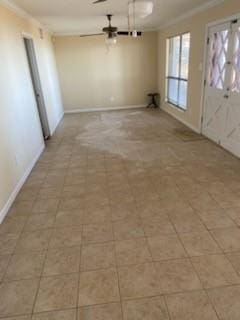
[202,19,240,157]
[221,21,240,157]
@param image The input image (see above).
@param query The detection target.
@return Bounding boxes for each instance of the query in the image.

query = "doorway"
[23,37,50,140]
[202,17,240,157]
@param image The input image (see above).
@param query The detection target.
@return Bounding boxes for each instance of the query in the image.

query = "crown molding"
[158,0,225,30]
[0,0,51,32]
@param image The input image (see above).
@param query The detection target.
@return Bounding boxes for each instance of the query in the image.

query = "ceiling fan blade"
[80,33,104,37]
[93,0,107,3]
[118,31,142,36]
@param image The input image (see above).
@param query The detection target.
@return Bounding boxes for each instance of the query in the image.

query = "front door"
[202,18,240,157]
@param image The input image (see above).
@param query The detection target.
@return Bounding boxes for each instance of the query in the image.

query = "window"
[166,33,190,110]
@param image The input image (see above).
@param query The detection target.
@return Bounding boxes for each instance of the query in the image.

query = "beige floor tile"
[180,232,221,256]
[17,186,40,202]
[78,303,122,320]
[81,242,116,271]
[43,177,65,189]
[187,193,220,211]
[32,309,76,320]
[113,219,145,240]
[85,196,109,209]
[0,216,27,235]
[122,297,169,320]
[64,176,85,187]
[38,187,63,200]
[58,197,85,211]
[137,200,168,217]
[49,227,82,248]
[32,199,60,214]
[211,227,240,252]
[226,252,240,275]
[118,263,161,299]
[4,252,45,281]
[61,184,85,198]
[34,274,78,313]
[142,217,176,237]
[78,268,120,306]
[166,290,218,320]
[191,254,240,288]
[43,247,81,276]
[14,229,52,253]
[197,209,236,229]
[24,214,55,231]
[54,209,85,227]
[111,203,138,222]
[169,212,207,234]
[115,238,152,266]
[83,205,111,224]
[0,255,10,281]
[155,259,202,294]
[0,279,39,317]
[82,223,113,244]
[208,285,240,320]
[225,207,240,226]
[0,233,19,255]
[8,200,34,218]
[0,317,31,320]
[212,192,240,209]
[148,235,187,261]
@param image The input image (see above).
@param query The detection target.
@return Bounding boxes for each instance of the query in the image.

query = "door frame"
[22,32,51,140]
[200,13,240,135]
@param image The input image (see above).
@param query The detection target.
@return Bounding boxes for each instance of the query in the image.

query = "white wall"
[0,4,63,222]
[54,32,158,112]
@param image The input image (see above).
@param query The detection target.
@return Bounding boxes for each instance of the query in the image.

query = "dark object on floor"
[147,93,159,108]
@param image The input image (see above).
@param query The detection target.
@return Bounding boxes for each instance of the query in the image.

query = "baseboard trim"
[64,105,146,114]
[161,107,201,134]
[0,144,45,224]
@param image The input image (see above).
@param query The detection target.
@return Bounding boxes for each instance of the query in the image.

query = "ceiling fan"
[93,0,107,3]
[80,14,142,41]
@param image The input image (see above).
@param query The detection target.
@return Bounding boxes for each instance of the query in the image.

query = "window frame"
[166,31,190,111]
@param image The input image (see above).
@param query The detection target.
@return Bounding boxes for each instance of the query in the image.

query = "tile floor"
[1,109,240,319]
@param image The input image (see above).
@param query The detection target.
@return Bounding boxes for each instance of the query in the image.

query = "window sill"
[166,101,187,112]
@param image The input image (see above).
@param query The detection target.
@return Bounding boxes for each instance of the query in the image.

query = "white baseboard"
[64,105,146,114]
[0,144,45,224]
[161,106,201,134]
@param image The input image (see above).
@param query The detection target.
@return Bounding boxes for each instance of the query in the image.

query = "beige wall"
[0,4,63,221]
[158,0,240,132]
[54,32,158,111]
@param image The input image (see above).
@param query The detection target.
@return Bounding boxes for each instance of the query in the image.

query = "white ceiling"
[10,0,220,35]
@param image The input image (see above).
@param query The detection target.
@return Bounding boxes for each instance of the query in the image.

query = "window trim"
[166,31,190,111]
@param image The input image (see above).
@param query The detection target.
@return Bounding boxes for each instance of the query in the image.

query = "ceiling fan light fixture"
[129,1,154,18]
[105,35,117,45]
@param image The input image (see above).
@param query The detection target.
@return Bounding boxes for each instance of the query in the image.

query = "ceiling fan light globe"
[105,36,117,45]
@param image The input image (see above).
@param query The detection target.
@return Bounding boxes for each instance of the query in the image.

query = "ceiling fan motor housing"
[102,26,118,33]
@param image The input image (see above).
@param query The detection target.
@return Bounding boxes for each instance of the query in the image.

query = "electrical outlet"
[110,96,115,102]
